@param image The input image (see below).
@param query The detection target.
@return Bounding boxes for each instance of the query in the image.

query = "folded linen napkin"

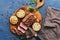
[30,7,60,40]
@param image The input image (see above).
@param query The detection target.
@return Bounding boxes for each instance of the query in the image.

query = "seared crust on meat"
[23,13,36,26]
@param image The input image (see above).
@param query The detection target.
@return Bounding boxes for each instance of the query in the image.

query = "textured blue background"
[0,0,60,40]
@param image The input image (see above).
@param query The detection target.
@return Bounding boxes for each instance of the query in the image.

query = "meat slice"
[20,22,28,30]
[23,13,36,26]
[18,26,25,33]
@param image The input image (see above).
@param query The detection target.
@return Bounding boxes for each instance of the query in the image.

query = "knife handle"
[35,36,41,40]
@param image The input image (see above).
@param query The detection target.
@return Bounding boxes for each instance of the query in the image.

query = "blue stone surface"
[0,0,60,40]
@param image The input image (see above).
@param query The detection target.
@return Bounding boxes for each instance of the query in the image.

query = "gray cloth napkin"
[30,7,60,40]
[43,7,60,40]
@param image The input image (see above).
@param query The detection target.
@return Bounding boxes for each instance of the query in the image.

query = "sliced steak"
[18,26,25,33]
[23,13,36,26]
[20,22,28,30]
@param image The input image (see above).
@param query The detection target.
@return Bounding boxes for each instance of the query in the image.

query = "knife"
[28,27,41,40]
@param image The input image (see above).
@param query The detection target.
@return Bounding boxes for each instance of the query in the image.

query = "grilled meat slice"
[23,13,36,26]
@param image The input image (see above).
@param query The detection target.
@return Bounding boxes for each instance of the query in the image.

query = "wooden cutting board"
[10,6,42,38]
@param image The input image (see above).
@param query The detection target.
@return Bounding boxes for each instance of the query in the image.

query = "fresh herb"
[27,6,33,11]
[19,35,24,40]
[19,35,27,40]
[20,36,24,40]
[30,0,36,4]
[34,8,38,12]
[27,6,38,12]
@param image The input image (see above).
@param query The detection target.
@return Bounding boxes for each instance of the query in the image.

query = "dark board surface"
[0,0,60,40]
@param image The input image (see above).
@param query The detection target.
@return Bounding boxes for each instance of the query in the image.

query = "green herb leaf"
[19,35,25,40]
[27,6,38,12]
[27,6,33,11]
[30,0,36,4]
[34,8,38,12]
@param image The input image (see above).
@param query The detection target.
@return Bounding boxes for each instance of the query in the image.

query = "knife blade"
[28,27,37,37]
[28,27,41,40]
